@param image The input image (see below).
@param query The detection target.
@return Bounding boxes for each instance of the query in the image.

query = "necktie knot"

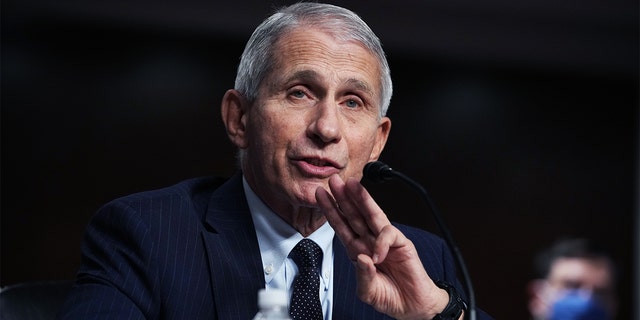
[290,238,323,272]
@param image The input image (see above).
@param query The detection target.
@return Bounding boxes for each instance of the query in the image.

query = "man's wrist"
[431,280,467,320]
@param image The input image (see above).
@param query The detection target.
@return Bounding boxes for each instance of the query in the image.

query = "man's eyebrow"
[278,70,376,98]
[282,70,321,85]
[344,78,374,96]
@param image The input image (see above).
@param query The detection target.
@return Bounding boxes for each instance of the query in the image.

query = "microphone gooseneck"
[363,161,477,320]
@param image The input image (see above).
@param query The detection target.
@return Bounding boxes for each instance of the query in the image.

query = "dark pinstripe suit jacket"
[58,173,491,319]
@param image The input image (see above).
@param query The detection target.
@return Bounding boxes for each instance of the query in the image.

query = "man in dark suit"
[59,2,492,319]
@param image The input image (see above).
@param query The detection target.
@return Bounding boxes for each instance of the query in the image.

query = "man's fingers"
[327,175,375,239]
[315,186,352,239]
[318,175,402,265]
[317,182,376,260]
[344,177,391,234]
[355,254,378,304]
[372,224,403,263]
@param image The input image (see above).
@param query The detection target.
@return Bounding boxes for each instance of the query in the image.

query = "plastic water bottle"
[252,289,291,320]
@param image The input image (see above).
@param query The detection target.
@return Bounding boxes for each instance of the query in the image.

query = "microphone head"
[363,161,393,183]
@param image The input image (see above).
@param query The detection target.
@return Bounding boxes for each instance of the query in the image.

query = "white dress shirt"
[243,177,335,320]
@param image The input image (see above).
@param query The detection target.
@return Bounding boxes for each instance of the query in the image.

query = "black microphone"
[363,160,394,183]
[363,161,477,320]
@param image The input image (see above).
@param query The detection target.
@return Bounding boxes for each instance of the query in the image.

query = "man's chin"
[294,182,330,206]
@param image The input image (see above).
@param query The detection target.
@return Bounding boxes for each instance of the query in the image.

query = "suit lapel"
[201,174,264,320]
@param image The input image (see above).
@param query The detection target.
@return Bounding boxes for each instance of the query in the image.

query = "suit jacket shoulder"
[58,174,264,319]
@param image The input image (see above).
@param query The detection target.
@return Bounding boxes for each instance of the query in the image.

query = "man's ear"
[221,89,249,149]
[368,116,391,162]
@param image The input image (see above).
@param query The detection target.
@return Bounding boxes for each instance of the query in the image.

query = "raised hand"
[315,175,451,320]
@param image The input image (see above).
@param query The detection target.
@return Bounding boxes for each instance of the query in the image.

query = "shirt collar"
[242,176,334,284]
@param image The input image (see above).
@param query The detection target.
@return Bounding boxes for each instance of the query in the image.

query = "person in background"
[58,2,493,319]
[527,237,618,320]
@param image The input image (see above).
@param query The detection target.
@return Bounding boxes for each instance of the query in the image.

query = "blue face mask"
[549,290,610,320]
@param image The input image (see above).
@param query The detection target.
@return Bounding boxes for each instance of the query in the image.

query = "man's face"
[529,257,616,319]
[239,27,390,216]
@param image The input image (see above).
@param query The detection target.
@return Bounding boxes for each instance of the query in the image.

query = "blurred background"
[2,0,638,318]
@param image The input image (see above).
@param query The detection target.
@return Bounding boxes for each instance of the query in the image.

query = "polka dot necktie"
[289,238,323,320]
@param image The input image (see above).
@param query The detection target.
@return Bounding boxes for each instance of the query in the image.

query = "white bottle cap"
[257,289,288,309]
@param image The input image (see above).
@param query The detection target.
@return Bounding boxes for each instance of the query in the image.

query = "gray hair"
[234,2,393,117]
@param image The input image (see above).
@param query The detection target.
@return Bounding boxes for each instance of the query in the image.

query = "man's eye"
[562,281,582,290]
[291,90,305,98]
[345,99,359,108]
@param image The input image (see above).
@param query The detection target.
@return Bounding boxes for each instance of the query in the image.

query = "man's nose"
[307,102,342,144]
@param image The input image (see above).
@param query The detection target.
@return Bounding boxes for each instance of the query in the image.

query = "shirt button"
[265,264,273,275]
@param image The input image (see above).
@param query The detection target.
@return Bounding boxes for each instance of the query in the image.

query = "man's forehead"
[269,35,380,88]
